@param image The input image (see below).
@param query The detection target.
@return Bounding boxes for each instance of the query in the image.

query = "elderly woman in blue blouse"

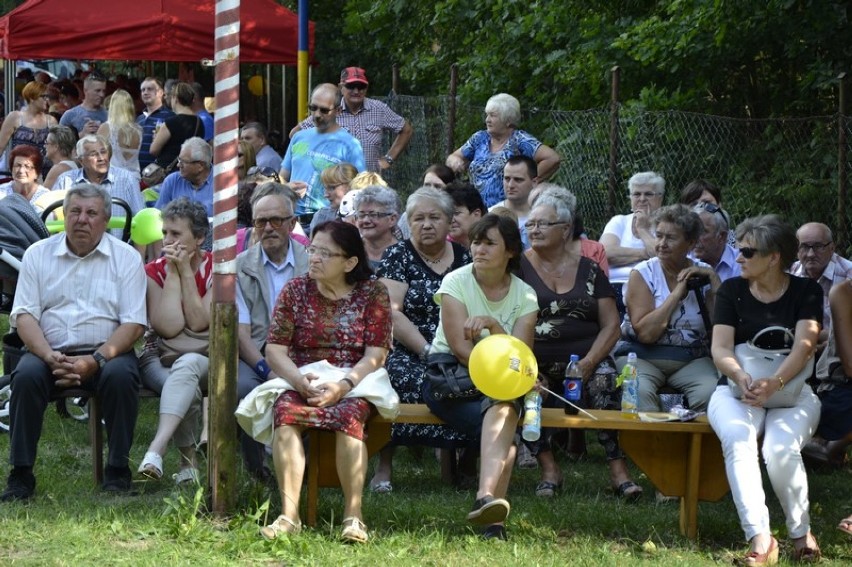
[423,214,538,540]
[616,204,720,412]
[446,93,560,208]
[709,215,823,565]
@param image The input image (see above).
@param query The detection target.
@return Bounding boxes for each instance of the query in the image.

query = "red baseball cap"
[340,67,369,85]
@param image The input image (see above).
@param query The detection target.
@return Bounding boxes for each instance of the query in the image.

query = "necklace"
[751,276,789,303]
[417,244,446,265]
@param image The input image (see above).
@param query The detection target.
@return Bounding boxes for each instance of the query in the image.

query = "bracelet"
[254,358,272,380]
[340,377,356,391]
[776,375,785,390]
[419,343,431,361]
[383,154,394,164]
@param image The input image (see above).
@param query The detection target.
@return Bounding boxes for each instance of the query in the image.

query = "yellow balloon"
[248,75,264,96]
[131,208,163,245]
[468,334,537,400]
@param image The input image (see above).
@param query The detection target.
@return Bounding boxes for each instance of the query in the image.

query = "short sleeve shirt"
[460,129,541,208]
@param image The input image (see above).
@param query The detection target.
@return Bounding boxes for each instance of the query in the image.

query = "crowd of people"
[1,67,851,563]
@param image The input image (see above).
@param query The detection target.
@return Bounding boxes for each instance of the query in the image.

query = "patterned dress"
[378,240,471,446]
[268,276,392,440]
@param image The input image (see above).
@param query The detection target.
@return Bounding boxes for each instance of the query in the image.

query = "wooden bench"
[305,404,728,540]
[72,387,160,485]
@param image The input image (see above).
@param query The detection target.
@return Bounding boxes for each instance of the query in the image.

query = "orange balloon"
[247,75,264,96]
[468,334,537,400]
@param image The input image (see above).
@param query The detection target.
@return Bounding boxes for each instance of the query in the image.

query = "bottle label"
[621,379,639,414]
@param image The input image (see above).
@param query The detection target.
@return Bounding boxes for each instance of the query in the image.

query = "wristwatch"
[383,154,394,165]
[92,351,107,370]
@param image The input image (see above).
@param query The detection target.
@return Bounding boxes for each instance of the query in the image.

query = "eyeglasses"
[524,220,567,231]
[177,158,203,166]
[253,216,293,229]
[739,247,760,259]
[84,149,109,159]
[630,191,660,199]
[798,242,832,253]
[308,104,335,115]
[354,211,393,221]
[247,166,280,182]
[306,246,347,259]
[344,83,367,91]
[12,162,35,171]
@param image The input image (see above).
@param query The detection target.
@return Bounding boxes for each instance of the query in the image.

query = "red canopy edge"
[0,0,315,64]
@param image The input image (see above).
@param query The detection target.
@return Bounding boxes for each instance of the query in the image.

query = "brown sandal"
[791,533,821,563]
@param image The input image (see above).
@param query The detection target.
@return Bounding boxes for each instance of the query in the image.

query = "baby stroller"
[1,193,50,431]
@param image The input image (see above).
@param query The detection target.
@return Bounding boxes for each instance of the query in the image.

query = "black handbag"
[424,352,479,400]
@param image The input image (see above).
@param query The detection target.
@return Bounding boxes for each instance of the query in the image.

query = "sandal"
[534,480,562,498]
[172,467,200,486]
[740,536,778,566]
[614,480,643,502]
[340,516,368,543]
[792,533,821,563]
[369,480,392,494]
[137,451,163,480]
[260,514,302,540]
[467,495,510,525]
[837,515,852,536]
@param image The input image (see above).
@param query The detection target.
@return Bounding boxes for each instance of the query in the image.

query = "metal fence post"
[447,64,458,157]
[608,66,621,217]
[838,72,848,251]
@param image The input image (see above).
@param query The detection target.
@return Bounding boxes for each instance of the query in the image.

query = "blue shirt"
[136,106,176,169]
[155,170,214,216]
[281,127,365,215]
[59,105,108,135]
[460,129,542,207]
[197,110,214,142]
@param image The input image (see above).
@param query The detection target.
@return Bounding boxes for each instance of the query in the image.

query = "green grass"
[2,308,852,565]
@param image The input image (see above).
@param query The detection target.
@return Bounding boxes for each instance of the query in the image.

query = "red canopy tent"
[0,0,314,63]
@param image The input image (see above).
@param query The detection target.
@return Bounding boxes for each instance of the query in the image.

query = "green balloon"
[131,208,163,245]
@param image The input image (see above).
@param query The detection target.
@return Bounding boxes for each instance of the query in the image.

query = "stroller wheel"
[0,379,10,432]
[55,397,89,422]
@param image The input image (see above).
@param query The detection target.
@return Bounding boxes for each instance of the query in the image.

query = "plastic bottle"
[521,390,542,441]
[563,354,584,415]
[619,352,639,417]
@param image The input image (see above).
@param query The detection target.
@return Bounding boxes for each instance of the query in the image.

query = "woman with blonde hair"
[309,162,359,234]
[238,140,256,181]
[0,81,57,176]
[97,89,142,180]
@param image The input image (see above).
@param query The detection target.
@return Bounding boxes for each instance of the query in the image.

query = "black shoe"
[467,495,510,525]
[481,524,507,540]
[102,465,133,494]
[1,468,35,502]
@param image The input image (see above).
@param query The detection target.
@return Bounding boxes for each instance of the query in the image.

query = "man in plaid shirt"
[291,67,413,173]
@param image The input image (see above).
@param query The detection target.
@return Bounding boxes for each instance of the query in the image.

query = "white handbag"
[728,326,813,408]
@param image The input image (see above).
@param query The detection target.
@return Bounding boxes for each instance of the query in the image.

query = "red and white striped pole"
[209,0,240,514]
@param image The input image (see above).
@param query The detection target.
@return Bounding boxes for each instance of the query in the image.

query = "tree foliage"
[307,0,852,117]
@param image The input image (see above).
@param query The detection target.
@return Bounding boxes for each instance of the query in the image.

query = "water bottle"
[521,390,542,441]
[563,354,584,415]
[619,352,639,417]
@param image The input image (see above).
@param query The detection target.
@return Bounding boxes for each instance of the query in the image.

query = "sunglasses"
[694,202,731,227]
[344,83,367,91]
[253,216,293,229]
[247,166,280,182]
[308,104,334,115]
[739,247,760,259]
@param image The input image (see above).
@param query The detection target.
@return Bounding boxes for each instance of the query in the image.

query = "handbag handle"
[747,326,795,355]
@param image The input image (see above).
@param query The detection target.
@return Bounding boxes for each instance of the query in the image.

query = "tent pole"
[4,60,14,119]
[282,66,287,137]
[265,64,271,132]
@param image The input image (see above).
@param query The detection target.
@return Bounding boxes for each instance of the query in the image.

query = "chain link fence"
[377,94,851,255]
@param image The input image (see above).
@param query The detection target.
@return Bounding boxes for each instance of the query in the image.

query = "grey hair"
[485,93,521,127]
[652,204,703,242]
[162,197,210,239]
[49,125,77,157]
[312,83,342,107]
[406,186,455,220]
[180,137,212,167]
[735,214,798,269]
[76,134,111,159]
[355,185,400,215]
[531,185,575,224]
[63,183,111,216]
[693,203,730,234]
[628,171,665,195]
[250,182,298,212]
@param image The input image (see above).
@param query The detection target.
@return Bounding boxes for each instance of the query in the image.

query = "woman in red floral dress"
[260,220,392,544]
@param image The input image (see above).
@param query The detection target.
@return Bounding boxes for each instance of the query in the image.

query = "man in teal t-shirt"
[280,83,365,226]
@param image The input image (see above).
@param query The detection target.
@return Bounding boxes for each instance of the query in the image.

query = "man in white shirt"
[1,184,147,501]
